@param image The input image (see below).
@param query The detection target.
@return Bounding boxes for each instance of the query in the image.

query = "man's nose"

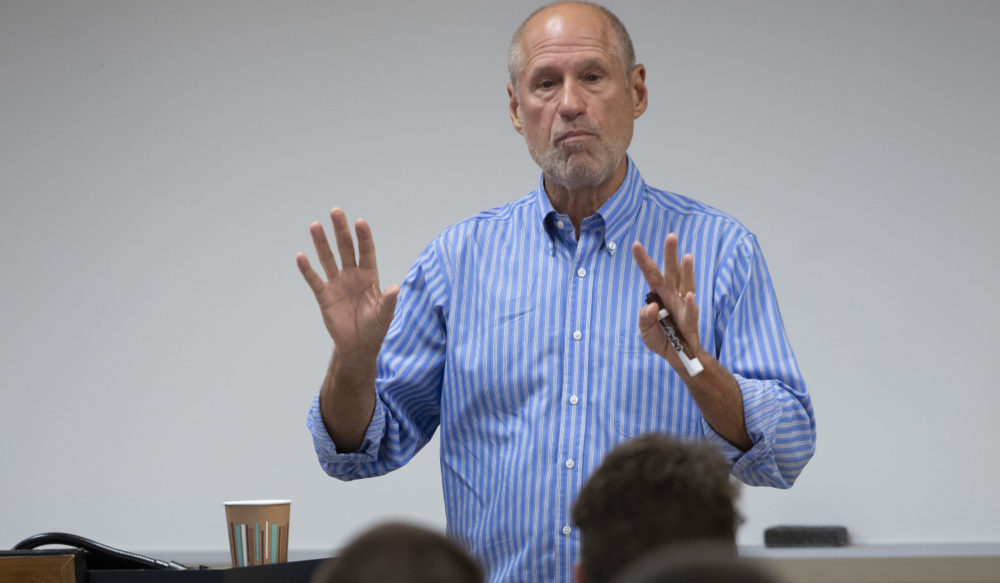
[558,81,586,118]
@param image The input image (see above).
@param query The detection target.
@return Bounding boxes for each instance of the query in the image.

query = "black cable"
[12,532,188,570]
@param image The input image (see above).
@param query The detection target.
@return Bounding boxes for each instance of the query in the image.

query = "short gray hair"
[507,2,636,91]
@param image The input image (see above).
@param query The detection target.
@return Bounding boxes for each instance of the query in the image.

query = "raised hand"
[631,233,701,369]
[632,233,751,449]
[296,207,399,363]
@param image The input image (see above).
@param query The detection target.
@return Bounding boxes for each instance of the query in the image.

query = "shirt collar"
[532,156,645,252]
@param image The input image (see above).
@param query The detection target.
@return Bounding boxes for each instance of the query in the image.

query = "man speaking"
[297,2,816,581]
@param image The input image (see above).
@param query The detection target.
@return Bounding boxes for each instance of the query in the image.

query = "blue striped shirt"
[308,158,815,583]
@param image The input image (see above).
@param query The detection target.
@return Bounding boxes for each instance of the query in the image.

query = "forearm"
[684,350,752,451]
[319,349,378,453]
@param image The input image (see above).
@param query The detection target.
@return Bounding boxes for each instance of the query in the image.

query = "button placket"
[559,220,603,555]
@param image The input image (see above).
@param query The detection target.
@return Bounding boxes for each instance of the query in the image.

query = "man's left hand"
[631,233,752,450]
[631,233,702,374]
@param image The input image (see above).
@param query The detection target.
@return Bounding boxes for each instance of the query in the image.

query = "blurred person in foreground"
[310,521,483,583]
[572,435,740,583]
[610,543,785,583]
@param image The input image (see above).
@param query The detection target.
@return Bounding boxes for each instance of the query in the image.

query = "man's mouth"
[555,129,597,144]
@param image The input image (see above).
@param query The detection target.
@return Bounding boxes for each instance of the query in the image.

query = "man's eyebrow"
[575,56,612,70]
[527,56,613,78]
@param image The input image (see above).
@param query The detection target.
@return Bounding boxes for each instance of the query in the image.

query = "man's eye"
[585,74,600,82]
[539,80,555,89]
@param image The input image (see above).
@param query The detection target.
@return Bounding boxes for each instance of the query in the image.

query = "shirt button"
[608,241,617,251]
[565,459,575,469]
[555,220,565,230]
[562,525,572,535]
[572,330,582,341]
[577,267,587,278]
[569,395,579,405]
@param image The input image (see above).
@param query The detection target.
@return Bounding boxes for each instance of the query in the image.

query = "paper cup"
[224,500,291,567]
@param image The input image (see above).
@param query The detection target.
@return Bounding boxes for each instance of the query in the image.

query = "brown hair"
[572,435,742,583]
[310,522,483,583]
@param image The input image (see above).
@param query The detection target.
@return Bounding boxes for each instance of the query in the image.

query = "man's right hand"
[296,207,399,451]
[296,207,399,363]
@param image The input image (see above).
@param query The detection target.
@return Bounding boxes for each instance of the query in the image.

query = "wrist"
[330,347,378,378]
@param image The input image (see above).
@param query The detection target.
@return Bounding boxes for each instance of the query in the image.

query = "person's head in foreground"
[572,434,741,583]
[309,521,483,583]
[610,543,785,583]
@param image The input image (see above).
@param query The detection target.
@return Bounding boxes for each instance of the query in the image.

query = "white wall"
[2,0,998,557]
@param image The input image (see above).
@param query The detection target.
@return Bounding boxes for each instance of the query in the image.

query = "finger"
[355,218,377,270]
[309,221,339,280]
[684,292,700,322]
[296,253,327,295]
[680,253,696,295]
[678,292,702,344]
[330,207,358,269]
[661,233,681,290]
[631,241,665,288]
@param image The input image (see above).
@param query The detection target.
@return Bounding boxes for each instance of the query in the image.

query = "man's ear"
[573,560,585,583]
[631,64,648,119]
[508,82,524,135]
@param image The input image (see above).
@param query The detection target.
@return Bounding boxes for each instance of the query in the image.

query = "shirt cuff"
[306,391,385,471]
[701,375,791,488]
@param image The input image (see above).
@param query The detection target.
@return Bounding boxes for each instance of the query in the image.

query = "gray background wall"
[2,0,998,557]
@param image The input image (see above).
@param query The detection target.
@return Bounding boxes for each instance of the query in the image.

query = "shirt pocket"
[612,332,696,438]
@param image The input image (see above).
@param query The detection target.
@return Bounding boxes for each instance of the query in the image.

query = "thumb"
[377,284,400,330]
[637,302,660,330]
[637,303,669,356]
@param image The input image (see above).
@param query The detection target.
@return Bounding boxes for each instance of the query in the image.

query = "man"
[571,435,740,583]
[309,521,483,583]
[298,2,815,582]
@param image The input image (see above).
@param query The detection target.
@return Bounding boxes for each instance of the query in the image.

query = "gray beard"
[527,135,628,191]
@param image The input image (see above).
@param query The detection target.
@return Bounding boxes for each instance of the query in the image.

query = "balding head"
[508,2,636,93]
[504,0,647,199]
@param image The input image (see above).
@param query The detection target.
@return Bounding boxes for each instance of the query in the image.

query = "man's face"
[509,5,646,191]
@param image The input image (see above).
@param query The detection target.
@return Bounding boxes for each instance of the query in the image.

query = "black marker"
[645,291,704,377]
